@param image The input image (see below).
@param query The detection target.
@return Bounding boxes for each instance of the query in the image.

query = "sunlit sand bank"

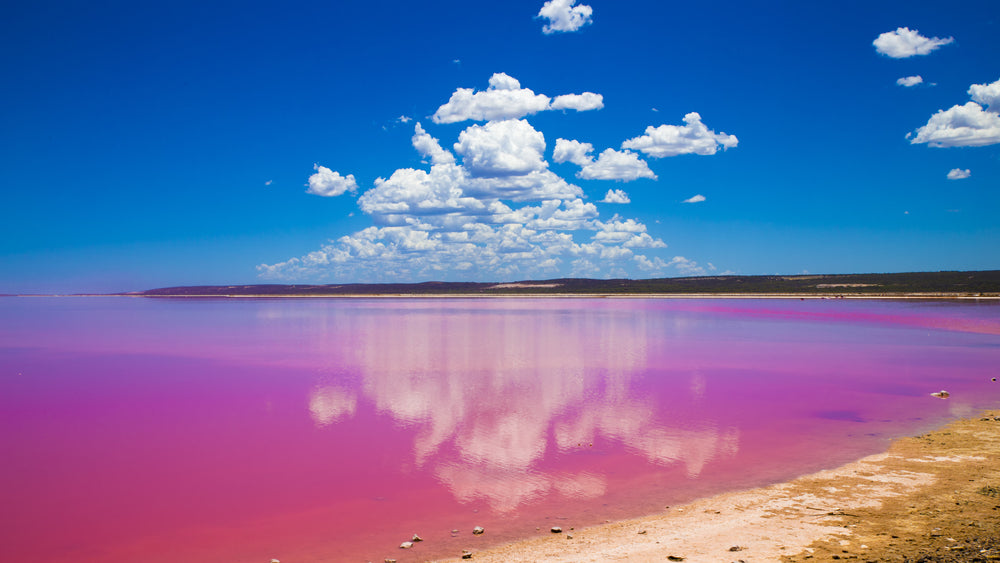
[433,410,1000,562]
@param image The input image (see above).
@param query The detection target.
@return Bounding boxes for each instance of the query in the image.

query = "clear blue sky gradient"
[1,0,998,292]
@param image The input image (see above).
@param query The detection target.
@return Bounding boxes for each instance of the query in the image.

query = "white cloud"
[911,101,1000,148]
[432,73,604,124]
[412,122,456,165]
[580,149,656,181]
[873,27,954,58]
[683,194,706,203]
[261,73,715,283]
[552,138,593,166]
[537,0,593,34]
[622,112,738,158]
[306,165,358,197]
[969,78,1000,111]
[454,119,548,177]
[554,138,656,181]
[601,189,630,204]
[397,115,412,123]
[465,169,584,201]
[593,219,666,248]
[947,168,971,180]
[666,256,706,276]
[358,163,488,224]
[896,75,923,87]
[550,92,604,112]
[432,73,552,124]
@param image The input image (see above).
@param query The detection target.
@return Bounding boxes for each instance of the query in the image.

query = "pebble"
[412,534,423,542]
[462,549,473,559]
[473,526,485,535]
[551,526,562,533]
[384,559,397,563]
[399,541,413,549]
[729,546,745,552]
[566,534,573,539]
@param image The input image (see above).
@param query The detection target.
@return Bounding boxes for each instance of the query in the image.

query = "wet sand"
[434,410,1000,563]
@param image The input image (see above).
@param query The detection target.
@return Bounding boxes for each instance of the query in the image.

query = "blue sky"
[1,0,998,293]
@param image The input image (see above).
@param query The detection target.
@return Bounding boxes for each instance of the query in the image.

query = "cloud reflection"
[308,386,357,427]
[311,302,739,511]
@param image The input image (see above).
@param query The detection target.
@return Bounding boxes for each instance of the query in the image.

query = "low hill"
[132,270,1000,297]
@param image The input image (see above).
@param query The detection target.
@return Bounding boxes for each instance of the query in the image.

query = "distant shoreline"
[7,293,1000,300]
[125,292,1000,299]
[7,270,1000,298]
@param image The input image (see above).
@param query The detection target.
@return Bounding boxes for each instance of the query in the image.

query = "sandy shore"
[434,410,1000,563]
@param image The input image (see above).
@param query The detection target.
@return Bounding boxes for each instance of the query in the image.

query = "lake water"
[2,297,999,562]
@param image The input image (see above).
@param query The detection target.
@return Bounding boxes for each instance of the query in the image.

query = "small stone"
[931,390,950,399]
[566,534,573,539]
[638,530,647,535]
[270,560,280,563]
[472,526,485,535]
[412,534,423,542]
[399,542,413,549]
[462,550,473,559]
[384,559,396,563]
[667,556,685,562]
[551,526,563,533]
[729,546,745,552]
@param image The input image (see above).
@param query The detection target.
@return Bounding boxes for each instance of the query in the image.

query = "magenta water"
[1,297,999,562]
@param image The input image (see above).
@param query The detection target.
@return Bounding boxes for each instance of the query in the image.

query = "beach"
[434,410,1000,563]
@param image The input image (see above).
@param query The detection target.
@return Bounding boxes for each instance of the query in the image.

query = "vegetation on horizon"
[135,270,1000,296]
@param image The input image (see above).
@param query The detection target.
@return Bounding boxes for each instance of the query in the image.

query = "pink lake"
[1,297,999,562]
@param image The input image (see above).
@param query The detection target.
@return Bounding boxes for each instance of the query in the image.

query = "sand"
[433,410,1000,563]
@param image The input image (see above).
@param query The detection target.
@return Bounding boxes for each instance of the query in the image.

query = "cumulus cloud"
[601,189,630,204]
[455,119,548,177]
[412,122,456,165]
[464,169,583,202]
[553,138,656,181]
[580,149,656,181]
[537,0,593,34]
[552,138,593,166]
[969,78,1000,111]
[260,74,713,282]
[432,73,604,124]
[896,75,923,87]
[911,79,1000,148]
[622,113,738,158]
[873,27,954,58]
[683,194,706,203]
[306,165,358,197]
[666,256,707,276]
[947,168,971,180]
[358,163,488,224]
[433,73,551,124]
[550,92,604,111]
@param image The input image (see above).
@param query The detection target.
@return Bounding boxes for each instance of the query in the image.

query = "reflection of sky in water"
[1,297,999,563]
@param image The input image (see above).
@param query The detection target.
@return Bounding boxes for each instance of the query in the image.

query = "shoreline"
[432,410,1000,562]
[10,293,1000,300]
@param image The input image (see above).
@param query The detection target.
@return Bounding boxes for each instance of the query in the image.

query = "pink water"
[1,297,999,562]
